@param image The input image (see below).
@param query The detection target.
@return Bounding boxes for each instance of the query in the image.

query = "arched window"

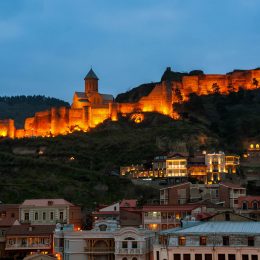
[124,237,135,240]
[253,201,258,210]
[132,258,137,260]
[122,258,127,260]
[242,201,248,210]
[250,144,254,149]
[256,144,260,149]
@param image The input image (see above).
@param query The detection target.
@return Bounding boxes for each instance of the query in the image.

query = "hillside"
[0,95,69,128]
[1,89,260,208]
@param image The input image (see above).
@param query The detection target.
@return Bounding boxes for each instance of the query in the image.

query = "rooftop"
[84,68,99,80]
[160,221,260,235]
[21,199,73,207]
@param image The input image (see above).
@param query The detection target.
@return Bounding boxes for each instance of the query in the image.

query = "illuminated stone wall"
[0,68,259,138]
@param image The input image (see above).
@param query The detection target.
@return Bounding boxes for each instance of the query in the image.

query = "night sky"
[0,0,259,102]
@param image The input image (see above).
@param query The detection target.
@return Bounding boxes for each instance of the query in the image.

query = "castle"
[0,67,260,138]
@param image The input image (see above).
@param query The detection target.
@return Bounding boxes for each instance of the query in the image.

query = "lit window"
[250,144,254,149]
[256,144,260,149]
[178,236,186,246]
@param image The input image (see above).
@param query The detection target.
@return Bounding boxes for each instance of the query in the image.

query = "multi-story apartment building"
[225,155,240,174]
[153,156,167,177]
[219,183,246,209]
[237,196,260,220]
[19,199,82,228]
[166,154,188,183]
[142,204,205,231]
[54,220,155,260]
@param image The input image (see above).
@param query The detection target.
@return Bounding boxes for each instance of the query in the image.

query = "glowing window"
[256,144,260,149]
[250,144,254,149]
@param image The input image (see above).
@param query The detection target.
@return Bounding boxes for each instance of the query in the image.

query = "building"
[219,183,246,209]
[152,156,167,178]
[237,196,260,220]
[225,155,240,174]
[154,221,260,260]
[5,223,55,258]
[0,204,20,258]
[160,183,220,206]
[1,67,260,138]
[166,154,188,183]
[54,220,155,260]
[141,204,205,231]
[20,199,82,228]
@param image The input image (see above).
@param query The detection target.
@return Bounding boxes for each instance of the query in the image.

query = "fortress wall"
[182,75,199,94]
[197,75,229,94]
[118,103,137,114]
[15,129,25,138]
[51,107,70,135]
[34,111,51,136]
[90,107,110,127]
[69,108,85,130]
[0,119,15,138]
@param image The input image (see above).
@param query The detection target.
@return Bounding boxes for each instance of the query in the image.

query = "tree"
[212,83,220,94]
[174,86,183,102]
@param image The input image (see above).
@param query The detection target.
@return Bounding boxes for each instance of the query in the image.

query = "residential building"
[237,196,260,220]
[219,183,246,209]
[20,199,82,228]
[0,204,19,258]
[225,155,240,174]
[154,221,260,260]
[142,204,205,231]
[54,220,155,260]
[166,154,188,183]
[205,152,226,183]
[5,223,55,258]
[152,156,167,178]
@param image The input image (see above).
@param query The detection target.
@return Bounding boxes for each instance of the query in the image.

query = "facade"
[219,183,246,209]
[166,154,188,183]
[54,220,155,260]
[154,221,260,260]
[5,224,55,258]
[1,67,260,139]
[0,204,20,258]
[20,199,82,228]
[141,205,205,231]
[237,196,260,220]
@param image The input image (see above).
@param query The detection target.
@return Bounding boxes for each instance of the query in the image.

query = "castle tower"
[84,68,99,94]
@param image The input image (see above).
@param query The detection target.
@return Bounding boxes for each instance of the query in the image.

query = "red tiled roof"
[238,196,260,202]
[0,218,17,227]
[21,199,73,207]
[142,204,201,212]
[6,225,55,236]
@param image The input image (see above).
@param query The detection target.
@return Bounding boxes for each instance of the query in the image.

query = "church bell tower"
[84,68,99,94]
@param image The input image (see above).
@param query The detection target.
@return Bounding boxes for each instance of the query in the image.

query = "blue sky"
[0,0,259,102]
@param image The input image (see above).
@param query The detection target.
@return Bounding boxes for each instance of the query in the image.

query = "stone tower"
[84,68,99,94]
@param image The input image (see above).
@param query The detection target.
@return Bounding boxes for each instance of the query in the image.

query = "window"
[11,213,15,218]
[200,236,207,245]
[178,236,186,246]
[205,255,212,260]
[43,212,46,220]
[174,254,181,260]
[156,251,160,260]
[253,201,258,210]
[228,255,236,260]
[225,213,230,221]
[132,241,137,248]
[223,236,229,246]
[59,211,64,220]
[122,241,128,248]
[218,255,225,260]
[242,255,249,260]
[184,254,190,260]
[35,212,38,220]
[242,201,248,210]
[252,255,258,260]
[248,237,255,246]
[50,212,54,220]
[24,213,29,221]
[195,255,202,260]
[132,258,137,260]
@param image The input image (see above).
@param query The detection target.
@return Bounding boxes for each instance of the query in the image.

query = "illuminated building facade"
[1,67,260,138]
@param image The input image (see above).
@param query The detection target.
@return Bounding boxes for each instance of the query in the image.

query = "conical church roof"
[84,68,99,80]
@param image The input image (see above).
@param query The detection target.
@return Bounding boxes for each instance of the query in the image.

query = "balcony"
[6,243,51,250]
[84,247,115,254]
[116,248,145,254]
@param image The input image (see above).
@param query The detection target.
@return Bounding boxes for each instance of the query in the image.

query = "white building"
[54,220,155,260]
[154,221,260,260]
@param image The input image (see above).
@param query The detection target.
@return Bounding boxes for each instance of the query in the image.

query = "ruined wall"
[0,119,15,138]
